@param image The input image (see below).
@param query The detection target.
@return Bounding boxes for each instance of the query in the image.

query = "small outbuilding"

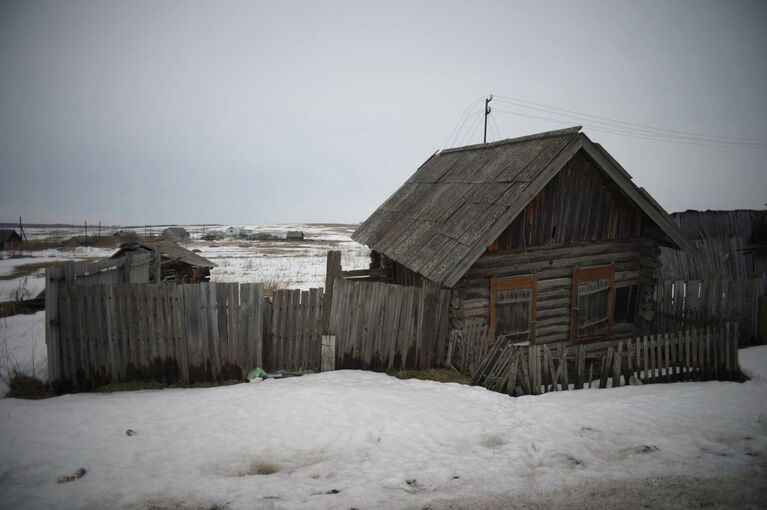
[0,229,22,251]
[161,227,191,242]
[111,240,216,283]
[353,127,697,346]
[286,230,305,241]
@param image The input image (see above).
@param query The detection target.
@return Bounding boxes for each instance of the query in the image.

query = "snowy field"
[0,348,765,509]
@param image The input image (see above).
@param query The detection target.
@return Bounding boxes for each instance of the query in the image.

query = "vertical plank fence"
[49,282,264,390]
[329,279,451,370]
[654,278,767,345]
[471,323,742,396]
[265,288,324,371]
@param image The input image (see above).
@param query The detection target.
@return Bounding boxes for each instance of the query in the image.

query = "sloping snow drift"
[0,348,766,509]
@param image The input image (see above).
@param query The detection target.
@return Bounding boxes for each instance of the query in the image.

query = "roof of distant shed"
[162,227,189,235]
[0,229,21,242]
[352,127,696,288]
[112,240,216,268]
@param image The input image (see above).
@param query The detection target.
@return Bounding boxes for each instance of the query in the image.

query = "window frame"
[490,274,537,343]
[570,264,616,341]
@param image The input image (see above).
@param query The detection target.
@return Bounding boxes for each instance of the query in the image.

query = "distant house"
[0,229,22,251]
[112,230,139,242]
[111,240,216,283]
[161,227,190,242]
[286,230,305,241]
[353,127,696,345]
[224,227,250,240]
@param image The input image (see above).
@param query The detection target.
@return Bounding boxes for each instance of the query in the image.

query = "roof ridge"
[440,126,582,154]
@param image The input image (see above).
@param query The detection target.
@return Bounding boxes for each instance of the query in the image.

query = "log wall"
[453,238,661,344]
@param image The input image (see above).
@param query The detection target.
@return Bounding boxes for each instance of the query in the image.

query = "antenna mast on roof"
[483,94,493,144]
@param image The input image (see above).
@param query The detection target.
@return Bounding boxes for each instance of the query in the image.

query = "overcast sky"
[1,0,765,226]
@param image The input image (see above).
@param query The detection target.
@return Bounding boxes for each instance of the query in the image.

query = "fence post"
[321,335,336,371]
[322,251,342,335]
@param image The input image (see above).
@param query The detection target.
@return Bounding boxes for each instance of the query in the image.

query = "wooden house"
[352,127,697,346]
[161,227,191,242]
[0,229,22,251]
[111,240,216,283]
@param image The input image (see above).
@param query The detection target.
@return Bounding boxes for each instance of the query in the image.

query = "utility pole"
[18,216,27,241]
[85,221,88,246]
[483,94,493,144]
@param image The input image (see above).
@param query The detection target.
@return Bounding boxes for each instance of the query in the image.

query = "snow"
[0,312,47,394]
[0,347,765,509]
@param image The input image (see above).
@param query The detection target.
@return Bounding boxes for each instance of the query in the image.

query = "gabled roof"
[111,240,216,268]
[352,127,696,288]
[0,229,21,243]
[162,227,189,235]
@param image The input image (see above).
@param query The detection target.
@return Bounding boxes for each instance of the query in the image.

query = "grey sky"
[1,0,765,225]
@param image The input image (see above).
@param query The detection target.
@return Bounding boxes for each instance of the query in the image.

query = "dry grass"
[3,370,52,399]
[19,237,119,251]
[0,260,98,281]
[262,278,289,297]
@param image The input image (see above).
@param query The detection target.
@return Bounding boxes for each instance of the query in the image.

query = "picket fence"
[654,278,767,344]
[470,323,741,396]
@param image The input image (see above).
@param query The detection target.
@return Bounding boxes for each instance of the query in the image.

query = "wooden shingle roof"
[352,127,696,288]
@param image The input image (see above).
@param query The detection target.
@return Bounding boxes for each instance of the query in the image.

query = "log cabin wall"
[454,239,661,344]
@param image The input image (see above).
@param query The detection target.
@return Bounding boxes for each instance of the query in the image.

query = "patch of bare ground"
[426,471,767,510]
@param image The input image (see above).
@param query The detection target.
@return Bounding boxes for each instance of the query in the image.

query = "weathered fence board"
[49,282,265,389]
[471,324,741,396]
[329,279,451,370]
[45,254,151,383]
[266,288,323,371]
[654,278,767,345]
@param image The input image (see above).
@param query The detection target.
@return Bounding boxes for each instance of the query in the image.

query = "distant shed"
[286,230,305,241]
[161,227,191,241]
[0,229,22,251]
[111,240,216,283]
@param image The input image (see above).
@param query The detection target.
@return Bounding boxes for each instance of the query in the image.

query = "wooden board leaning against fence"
[449,320,743,396]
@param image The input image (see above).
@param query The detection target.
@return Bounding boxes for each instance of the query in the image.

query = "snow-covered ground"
[0,348,765,509]
[190,224,369,289]
[0,247,116,302]
[2,223,369,295]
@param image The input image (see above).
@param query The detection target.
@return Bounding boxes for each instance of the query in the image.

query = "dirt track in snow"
[429,471,767,509]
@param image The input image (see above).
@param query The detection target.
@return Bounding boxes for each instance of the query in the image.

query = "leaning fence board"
[467,323,741,397]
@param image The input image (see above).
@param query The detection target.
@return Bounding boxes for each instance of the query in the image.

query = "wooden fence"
[329,279,451,370]
[45,255,151,385]
[264,288,324,372]
[48,282,264,389]
[654,278,767,345]
[470,324,741,396]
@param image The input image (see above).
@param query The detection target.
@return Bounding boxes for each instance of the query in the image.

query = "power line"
[493,107,767,148]
[464,112,486,146]
[442,95,487,149]
[491,115,502,141]
[493,95,766,146]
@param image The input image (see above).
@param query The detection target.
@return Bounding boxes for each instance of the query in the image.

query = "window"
[490,275,536,342]
[614,284,639,323]
[570,265,615,340]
